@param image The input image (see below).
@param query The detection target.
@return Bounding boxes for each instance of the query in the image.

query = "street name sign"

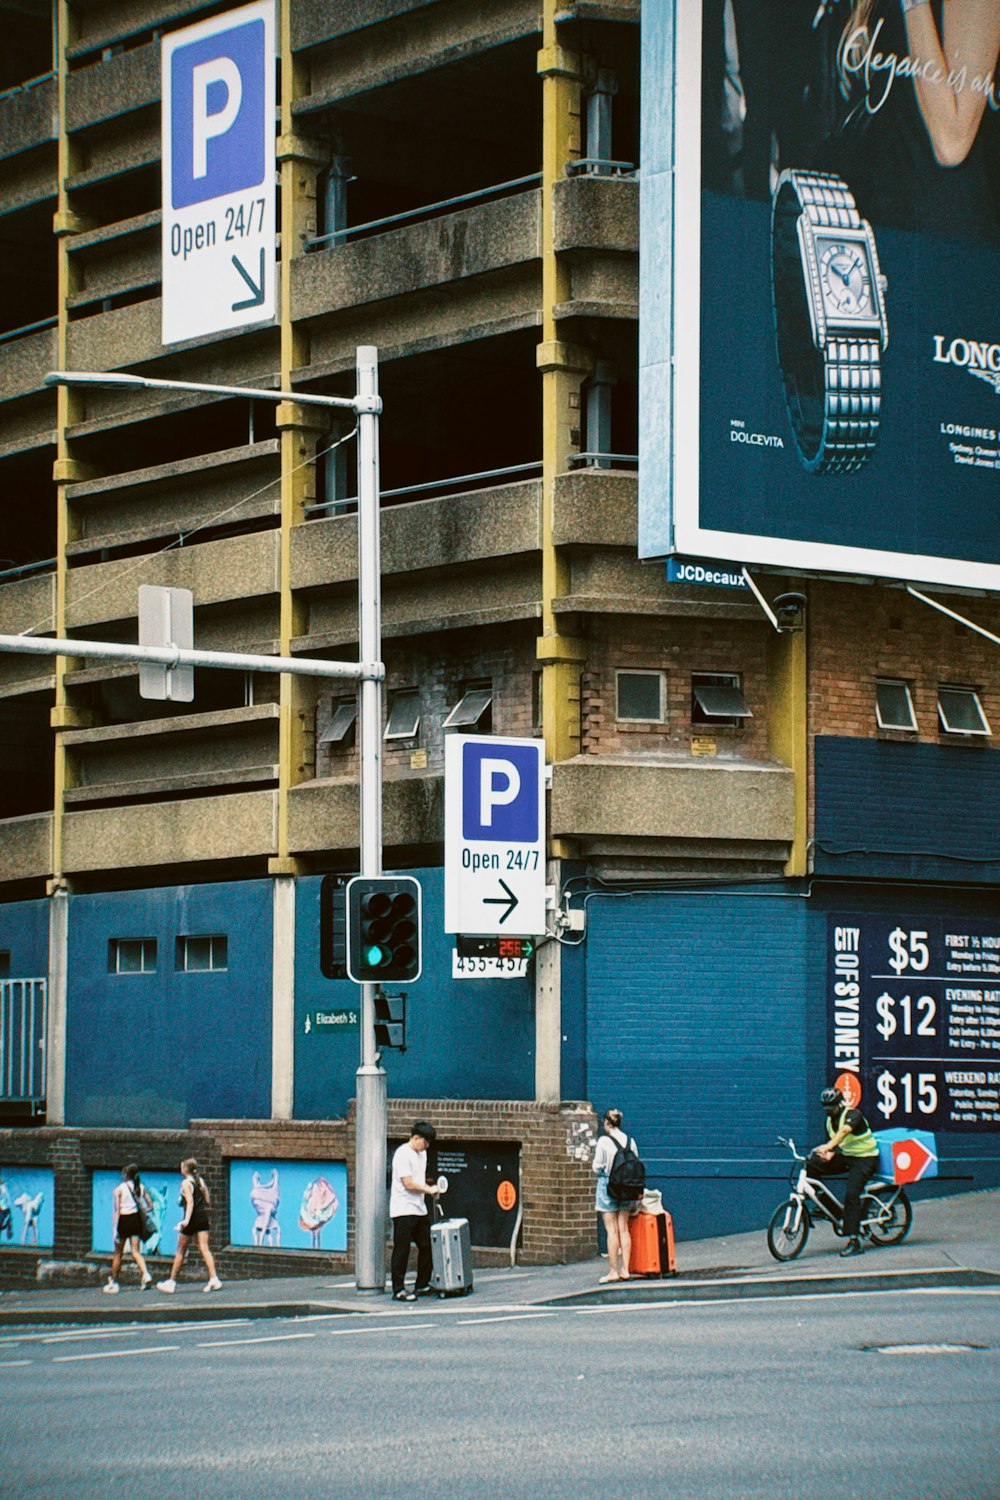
[444,734,545,937]
[161,0,276,345]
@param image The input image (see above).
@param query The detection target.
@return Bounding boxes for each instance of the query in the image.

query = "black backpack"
[607,1134,645,1205]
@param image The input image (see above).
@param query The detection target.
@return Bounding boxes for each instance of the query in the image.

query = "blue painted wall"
[293,866,535,1119]
[64,881,272,1128]
[584,887,810,1241]
[0,898,49,977]
[815,737,1000,883]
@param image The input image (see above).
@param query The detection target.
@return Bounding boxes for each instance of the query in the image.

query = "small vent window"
[384,691,421,741]
[176,934,228,972]
[443,686,493,732]
[875,679,917,732]
[109,938,157,975]
[320,700,357,747]
[938,686,990,737]
[616,670,667,723]
[691,673,752,726]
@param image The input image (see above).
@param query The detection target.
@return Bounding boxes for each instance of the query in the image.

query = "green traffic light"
[365,943,388,967]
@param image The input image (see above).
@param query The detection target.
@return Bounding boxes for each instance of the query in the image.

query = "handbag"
[134,1190,155,1243]
[639,1188,664,1215]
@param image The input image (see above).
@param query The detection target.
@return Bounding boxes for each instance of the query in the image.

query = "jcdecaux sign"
[161,0,276,345]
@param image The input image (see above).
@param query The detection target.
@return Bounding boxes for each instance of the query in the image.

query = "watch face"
[816,236,875,320]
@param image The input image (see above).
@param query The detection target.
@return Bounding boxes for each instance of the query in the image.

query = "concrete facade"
[0,0,997,1274]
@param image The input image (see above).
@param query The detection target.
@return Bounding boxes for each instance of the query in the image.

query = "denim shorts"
[595,1176,638,1216]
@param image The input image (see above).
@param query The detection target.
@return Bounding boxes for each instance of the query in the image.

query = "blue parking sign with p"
[462,741,540,843]
[170,15,266,208]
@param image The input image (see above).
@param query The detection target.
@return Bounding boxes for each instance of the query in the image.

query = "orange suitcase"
[628,1210,677,1277]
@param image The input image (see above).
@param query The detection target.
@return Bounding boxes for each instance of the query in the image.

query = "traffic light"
[319,876,348,980]
[374,991,407,1052]
[346,875,422,983]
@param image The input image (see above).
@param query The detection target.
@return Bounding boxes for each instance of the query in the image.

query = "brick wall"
[0,1098,599,1282]
[580,616,772,760]
[807,580,1000,833]
[315,625,537,782]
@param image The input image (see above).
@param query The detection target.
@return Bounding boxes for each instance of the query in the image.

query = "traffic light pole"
[354,345,388,1292]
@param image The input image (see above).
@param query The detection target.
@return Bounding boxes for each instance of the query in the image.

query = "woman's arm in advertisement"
[903,0,1000,167]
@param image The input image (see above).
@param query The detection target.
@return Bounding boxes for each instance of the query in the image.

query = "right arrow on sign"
[483,879,518,925]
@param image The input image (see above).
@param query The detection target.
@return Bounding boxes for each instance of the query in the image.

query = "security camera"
[772,592,807,632]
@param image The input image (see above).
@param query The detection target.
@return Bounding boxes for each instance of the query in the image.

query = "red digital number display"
[498,939,521,959]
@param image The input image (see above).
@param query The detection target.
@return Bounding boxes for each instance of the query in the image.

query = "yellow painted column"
[536,14,590,791]
[270,5,327,876]
[767,623,809,877]
[49,0,96,891]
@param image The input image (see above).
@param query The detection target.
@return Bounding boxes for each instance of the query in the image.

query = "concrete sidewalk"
[1,1187,996,1328]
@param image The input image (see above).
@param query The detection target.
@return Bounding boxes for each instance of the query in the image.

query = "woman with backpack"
[592,1109,642,1283]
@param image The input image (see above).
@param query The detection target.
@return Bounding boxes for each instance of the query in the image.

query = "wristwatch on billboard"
[771,169,888,474]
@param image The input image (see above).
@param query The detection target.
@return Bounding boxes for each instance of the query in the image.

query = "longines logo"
[933,334,1000,395]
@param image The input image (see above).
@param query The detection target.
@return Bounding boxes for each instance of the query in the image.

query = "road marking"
[198,1332,318,1349]
[42,1319,253,1343]
[53,1345,179,1363]
[457,1312,557,1326]
[0,1359,31,1368]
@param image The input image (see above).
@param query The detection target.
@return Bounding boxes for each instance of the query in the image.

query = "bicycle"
[766,1136,913,1262]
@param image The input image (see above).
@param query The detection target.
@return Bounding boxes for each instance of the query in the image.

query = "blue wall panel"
[293,867,534,1119]
[815,737,1000,883]
[65,881,272,1128]
[585,888,811,1240]
[0,898,49,977]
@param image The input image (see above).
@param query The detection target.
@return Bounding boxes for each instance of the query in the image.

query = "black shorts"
[180,1211,210,1237]
[116,1211,143,1242]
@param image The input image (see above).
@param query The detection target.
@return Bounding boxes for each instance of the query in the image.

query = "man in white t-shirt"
[389,1121,443,1301]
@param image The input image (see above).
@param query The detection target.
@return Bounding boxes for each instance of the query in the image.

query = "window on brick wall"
[108,938,157,974]
[616,669,667,722]
[384,690,420,741]
[875,679,917,732]
[691,672,752,728]
[444,682,493,733]
[176,934,228,972]
[938,686,990,737]
[319,698,357,750]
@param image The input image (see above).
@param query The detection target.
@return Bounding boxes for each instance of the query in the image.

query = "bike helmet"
[820,1087,843,1112]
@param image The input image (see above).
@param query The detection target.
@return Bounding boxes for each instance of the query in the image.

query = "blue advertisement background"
[0,1166,54,1248]
[91,1170,180,1258]
[229,1159,348,1252]
[699,194,1000,563]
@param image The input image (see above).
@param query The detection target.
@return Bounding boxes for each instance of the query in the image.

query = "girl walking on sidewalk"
[104,1163,153,1293]
[157,1159,222,1293]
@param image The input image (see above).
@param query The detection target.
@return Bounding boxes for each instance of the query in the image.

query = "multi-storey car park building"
[0,0,998,1276]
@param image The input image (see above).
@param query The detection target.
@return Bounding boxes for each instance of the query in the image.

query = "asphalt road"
[3,1287,998,1499]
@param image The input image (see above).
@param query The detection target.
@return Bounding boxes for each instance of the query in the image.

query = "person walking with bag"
[157,1158,222,1293]
[104,1163,153,1294]
[592,1109,643,1283]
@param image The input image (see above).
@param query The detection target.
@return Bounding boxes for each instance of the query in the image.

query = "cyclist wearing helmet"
[808,1086,880,1257]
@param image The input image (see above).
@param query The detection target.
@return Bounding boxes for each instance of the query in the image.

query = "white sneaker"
[102,1280,119,1295]
[204,1277,222,1292]
[156,1279,176,1294]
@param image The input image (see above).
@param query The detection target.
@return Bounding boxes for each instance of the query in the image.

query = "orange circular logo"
[836,1072,862,1108]
[497,1180,517,1211]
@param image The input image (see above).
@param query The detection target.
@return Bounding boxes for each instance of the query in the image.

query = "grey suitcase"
[430,1213,474,1297]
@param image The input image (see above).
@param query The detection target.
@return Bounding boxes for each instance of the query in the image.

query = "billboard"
[639,0,1000,589]
[828,915,1000,1132]
[229,1159,348,1252]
